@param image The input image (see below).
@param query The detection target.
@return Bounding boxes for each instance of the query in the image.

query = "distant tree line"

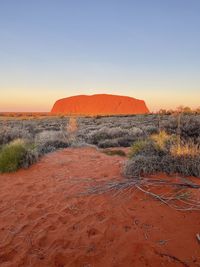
[158,106,200,115]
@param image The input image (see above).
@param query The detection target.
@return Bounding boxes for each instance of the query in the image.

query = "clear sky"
[0,0,200,112]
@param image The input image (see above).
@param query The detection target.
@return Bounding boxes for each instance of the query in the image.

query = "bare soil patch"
[0,147,200,267]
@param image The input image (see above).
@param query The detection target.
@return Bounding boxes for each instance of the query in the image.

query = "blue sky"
[0,0,200,111]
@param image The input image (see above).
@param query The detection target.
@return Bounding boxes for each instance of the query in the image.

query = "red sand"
[0,147,200,267]
[51,94,149,115]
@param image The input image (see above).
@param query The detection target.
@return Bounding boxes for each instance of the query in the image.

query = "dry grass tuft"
[170,141,200,156]
[150,130,172,149]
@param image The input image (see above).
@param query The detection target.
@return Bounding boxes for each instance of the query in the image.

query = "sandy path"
[0,147,200,267]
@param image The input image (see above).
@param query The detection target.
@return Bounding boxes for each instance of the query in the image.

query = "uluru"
[51,94,149,115]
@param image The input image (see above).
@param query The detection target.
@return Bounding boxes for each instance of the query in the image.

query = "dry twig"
[82,176,200,211]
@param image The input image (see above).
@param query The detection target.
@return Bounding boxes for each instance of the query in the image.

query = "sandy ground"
[0,147,200,267]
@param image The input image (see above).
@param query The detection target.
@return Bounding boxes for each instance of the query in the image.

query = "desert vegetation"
[0,113,200,175]
[0,117,70,172]
[0,139,37,172]
[125,131,200,178]
[0,113,200,267]
[158,106,200,115]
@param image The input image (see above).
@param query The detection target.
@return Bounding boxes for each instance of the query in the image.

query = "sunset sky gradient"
[0,0,200,112]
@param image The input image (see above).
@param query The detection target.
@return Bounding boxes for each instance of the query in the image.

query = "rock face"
[51,94,149,115]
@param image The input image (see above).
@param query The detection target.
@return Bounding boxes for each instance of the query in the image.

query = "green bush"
[129,140,149,158]
[0,139,38,173]
[129,131,175,159]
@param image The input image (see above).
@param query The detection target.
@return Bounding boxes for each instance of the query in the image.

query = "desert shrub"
[170,140,200,157]
[0,139,26,172]
[20,148,38,168]
[129,131,174,157]
[163,115,200,141]
[88,127,125,144]
[150,130,174,150]
[124,155,160,177]
[162,116,177,133]
[130,127,143,136]
[125,136,200,178]
[35,130,69,154]
[87,126,144,147]
[117,136,136,147]
[124,153,200,178]
[0,127,32,145]
[70,140,96,148]
[180,117,200,140]
[87,128,108,145]
[37,140,69,155]
[161,155,200,177]
[35,130,65,144]
[102,149,126,157]
[129,140,149,157]
[142,125,158,135]
[0,139,38,173]
[98,136,138,148]
[130,138,165,156]
[98,139,119,148]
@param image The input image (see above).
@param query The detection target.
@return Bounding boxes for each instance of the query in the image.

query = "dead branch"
[82,176,200,211]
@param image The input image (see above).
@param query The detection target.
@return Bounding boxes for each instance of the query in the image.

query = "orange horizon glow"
[0,90,199,113]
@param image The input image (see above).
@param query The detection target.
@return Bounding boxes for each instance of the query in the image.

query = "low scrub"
[0,127,32,145]
[129,139,165,158]
[35,130,69,155]
[98,138,119,148]
[163,115,200,141]
[124,154,200,178]
[170,140,200,157]
[129,140,149,157]
[102,149,126,157]
[150,130,173,150]
[0,139,38,173]
[37,140,69,155]
[87,126,143,148]
[35,130,66,144]
[124,155,160,177]
[125,131,200,178]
